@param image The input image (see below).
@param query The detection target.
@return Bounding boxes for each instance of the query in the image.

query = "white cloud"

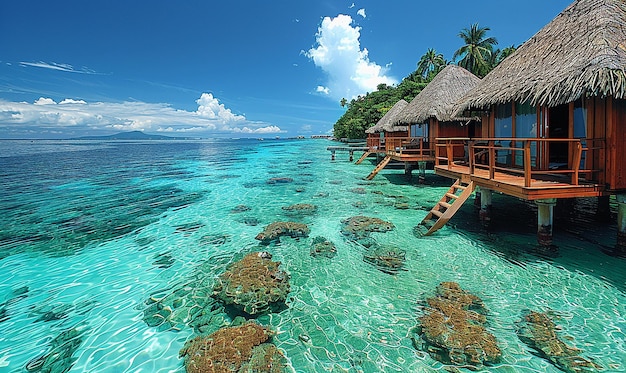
[195,93,245,124]
[357,9,366,18]
[0,93,282,137]
[20,61,97,74]
[349,3,355,9]
[307,14,397,101]
[34,97,56,105]
[316,86,330,95]
[59,98,87,104]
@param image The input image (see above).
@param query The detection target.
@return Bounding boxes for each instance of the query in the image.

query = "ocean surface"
[0,138,624,373]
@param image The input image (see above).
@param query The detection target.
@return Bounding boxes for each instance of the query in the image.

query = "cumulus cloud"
[0,93,282,137]
[316,86,330,95]
[357,9,366,18]
[195,93,245,123]
[307,14,397,101]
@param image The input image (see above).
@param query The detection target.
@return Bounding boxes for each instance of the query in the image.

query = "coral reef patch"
[212,252,290,316]
[281,203,317,216]
[516,310,602,373]
[24,324,88,373]
[412,282,501,369]
[340,216,394,241]
[363,245,406,274]
[255,222,310,245]
[179,322,287,373]
[142,257,230,334]
[309,236,337,258]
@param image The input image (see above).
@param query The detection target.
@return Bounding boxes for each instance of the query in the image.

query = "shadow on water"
[446,193,626,292]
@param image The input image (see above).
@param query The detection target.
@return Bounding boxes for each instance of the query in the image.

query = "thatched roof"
[365,99,409,133]
[395,65,481,125]
[455,0,626,113]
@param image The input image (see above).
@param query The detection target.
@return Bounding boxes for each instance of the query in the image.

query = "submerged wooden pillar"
[331,150,335,161]
[474,186,482,211]
[536,198,557,246]
[615,194,626,255]
[479,188,493,228]
[418,161,427,184]
[596,195,611,222]
[349,150,354,162]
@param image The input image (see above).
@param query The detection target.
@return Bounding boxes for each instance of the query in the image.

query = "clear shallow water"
[0,139,624,372]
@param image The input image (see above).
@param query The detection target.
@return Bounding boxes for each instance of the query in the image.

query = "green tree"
[340,98,348,107]
[416,48,446,79]
[453,23,498,77]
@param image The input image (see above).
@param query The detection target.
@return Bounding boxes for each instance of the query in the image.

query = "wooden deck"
[435,163,605,200]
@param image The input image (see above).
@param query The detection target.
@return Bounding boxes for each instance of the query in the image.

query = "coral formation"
[212,252,290,316]
[516,310,602,373]
[230,205,252,213]
[281,203,317,215]
[363,245,406,274]
[179,322,288,373]
[255,222,310,245]
[412,282,501,369]
[142,257,231,334]
[266,177,293,184]
[340,216,395,240]
[309,236,337,258]
[348,187,367,194]
[24,324,88,373]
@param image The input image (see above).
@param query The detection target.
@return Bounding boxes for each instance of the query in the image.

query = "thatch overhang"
[454,0,626,114]
[395,65,481,125]
[365,99,409,133]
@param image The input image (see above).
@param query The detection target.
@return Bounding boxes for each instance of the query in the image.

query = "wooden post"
[349,151,354,162]
[418,161,426,184]
[536,198,557,246]
[479,188,493,228]
[331,151,335,161]
[474,186,482,211]
[615,194,626,256]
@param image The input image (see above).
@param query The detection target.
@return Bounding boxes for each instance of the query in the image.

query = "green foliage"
[333,72,427,139]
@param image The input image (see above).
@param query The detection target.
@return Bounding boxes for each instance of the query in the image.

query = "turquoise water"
[0,139,624,372]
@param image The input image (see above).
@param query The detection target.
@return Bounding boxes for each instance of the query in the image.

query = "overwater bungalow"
[422,0,626,254]
[358,99,409,166]
[363,65,481,180]
[393,65,482,174]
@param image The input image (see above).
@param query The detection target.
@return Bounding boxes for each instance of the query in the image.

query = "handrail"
[435,137,604,187]
[384,136,434,157]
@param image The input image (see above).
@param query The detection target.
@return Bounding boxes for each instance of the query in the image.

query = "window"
[515,102,537,166]
[494,103,512,164]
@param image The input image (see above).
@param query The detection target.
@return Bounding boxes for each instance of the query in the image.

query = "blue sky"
[0,0,572,139]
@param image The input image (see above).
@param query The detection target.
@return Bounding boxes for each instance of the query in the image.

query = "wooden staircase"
[355,151,371,165]
[366,155,392,180]
[417,180,475,236]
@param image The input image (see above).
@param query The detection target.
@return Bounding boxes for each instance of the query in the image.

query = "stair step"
[439,201,452,209]
[430,209,444,218]
[445,193,458,200]
[454,184,467,190]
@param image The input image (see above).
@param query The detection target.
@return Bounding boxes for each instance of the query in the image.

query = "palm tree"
[453,23,498,77]
[416,48,445,79]
[340,98,348,108]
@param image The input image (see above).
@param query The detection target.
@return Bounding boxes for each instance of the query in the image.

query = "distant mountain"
[71,131,194,140]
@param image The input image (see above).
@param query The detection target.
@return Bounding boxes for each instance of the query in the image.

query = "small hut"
[424,0,626,252]
[396,64,481,162]
[360,99,409,164]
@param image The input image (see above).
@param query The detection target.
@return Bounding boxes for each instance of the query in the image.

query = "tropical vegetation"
[333,23,516,139]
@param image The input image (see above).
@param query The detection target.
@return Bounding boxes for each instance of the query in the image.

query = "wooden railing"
[384,137,434,157]
[435,137,604,187]
[366,137,383,150]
